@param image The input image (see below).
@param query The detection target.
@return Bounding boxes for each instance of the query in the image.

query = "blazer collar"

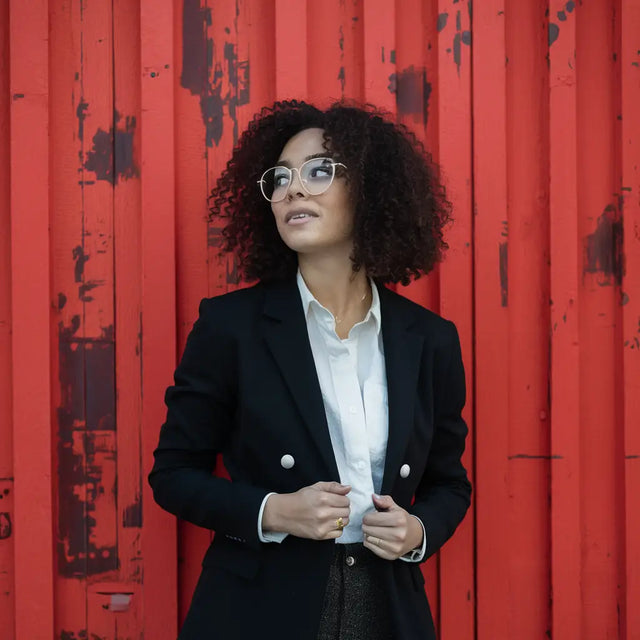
[261,279,424,493]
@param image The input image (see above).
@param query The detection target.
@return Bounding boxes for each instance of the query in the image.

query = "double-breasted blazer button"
[345,555,356,567]
[400,464,411,479]
[280,454,295,470]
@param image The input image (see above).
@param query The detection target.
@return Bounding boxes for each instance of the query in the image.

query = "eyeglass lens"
[260,157,337,202]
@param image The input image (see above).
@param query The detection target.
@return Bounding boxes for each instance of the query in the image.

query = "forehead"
[277,128,326,163]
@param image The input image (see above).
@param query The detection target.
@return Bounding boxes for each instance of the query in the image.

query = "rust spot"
[437,13,448,32]
[549,23,560,46]
[583,207,624,286]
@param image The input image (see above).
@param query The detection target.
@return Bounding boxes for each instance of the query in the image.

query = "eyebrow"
[276,152,330,168]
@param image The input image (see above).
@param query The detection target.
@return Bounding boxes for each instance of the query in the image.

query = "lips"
[284,209,318,224]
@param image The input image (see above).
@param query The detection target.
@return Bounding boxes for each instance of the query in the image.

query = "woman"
[149,100,471,639]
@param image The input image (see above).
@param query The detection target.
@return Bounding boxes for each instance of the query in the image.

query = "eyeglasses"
[257,157,347,203]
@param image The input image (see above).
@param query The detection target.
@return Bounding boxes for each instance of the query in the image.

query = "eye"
[307,161,333,180]
[273,170,290,187]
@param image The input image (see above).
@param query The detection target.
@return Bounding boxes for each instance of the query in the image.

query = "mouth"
[285,209,319,224]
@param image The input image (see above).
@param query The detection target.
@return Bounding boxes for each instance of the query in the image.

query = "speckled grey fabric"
[317,544,393,640]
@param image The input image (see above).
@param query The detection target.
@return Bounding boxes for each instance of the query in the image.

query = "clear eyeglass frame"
[257,157,347,203]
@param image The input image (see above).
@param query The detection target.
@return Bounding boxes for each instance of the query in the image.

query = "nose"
[286,168,306,199]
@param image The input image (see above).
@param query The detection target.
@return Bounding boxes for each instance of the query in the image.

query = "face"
[269,128,355,258]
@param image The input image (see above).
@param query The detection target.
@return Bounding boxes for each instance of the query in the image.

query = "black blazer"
[149,278,471,640]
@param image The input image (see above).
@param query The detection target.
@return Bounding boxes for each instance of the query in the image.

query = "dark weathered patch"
[0,513,11,539]
[499,241,508,307]
[57,320,117,577]
[123,499,142,528]
[76,99,89,141]
[72,246,89,282]
[388,66,432,125]
[180,1,249,147]
[437,12,448,32]
[84,114,138,184]
[583,206,624,286]
[549,23,560,46]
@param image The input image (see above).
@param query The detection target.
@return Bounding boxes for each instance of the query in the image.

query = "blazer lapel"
[261,280,340,481]
[378,286,424,495]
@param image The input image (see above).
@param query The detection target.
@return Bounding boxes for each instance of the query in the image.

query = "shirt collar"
[296,270,382,335]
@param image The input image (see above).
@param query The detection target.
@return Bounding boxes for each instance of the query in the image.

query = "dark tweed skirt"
[316,543,393,640]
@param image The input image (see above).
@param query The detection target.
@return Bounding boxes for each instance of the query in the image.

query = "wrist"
[406,515,424,552]
[262,493,288,533]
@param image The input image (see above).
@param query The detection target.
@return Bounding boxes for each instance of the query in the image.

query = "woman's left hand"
[362,494,424,560]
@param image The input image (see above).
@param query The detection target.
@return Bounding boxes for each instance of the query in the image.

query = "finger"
[363,537,395,560]
[315,481,351,495]
[331,515,350,530]
[362,524,403,543]
[362,510,403,527]
[372,493,396,511]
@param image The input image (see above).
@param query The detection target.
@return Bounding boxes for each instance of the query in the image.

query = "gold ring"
[335,517,344,530]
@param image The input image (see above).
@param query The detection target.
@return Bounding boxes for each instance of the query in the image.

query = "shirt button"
[349,406,357,414]
[345,555,356,567]
[400,463,411,478]
[280,454,295,470]
[356,460,366,471]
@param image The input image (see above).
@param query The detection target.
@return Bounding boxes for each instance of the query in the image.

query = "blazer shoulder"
[199,282,265,317]
[381,285,459,344]
[194,283,266,340]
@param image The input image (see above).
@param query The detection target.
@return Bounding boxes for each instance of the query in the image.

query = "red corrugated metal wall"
[1,1,639,638]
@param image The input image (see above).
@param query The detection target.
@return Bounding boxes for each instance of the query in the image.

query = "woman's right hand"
[262,481,351,540]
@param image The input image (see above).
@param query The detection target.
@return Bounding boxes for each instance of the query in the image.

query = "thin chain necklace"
[333,289,369,325]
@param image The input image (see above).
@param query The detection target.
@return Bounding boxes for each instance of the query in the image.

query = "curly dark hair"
[208,100,452,285]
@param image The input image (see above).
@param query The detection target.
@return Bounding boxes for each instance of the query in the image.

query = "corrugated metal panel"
[1,1,638,638]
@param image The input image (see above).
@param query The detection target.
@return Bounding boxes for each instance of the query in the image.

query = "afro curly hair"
[208,100,452,285]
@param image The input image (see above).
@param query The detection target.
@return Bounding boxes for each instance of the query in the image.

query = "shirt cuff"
[399,515,426,563]
[257,492,288,543]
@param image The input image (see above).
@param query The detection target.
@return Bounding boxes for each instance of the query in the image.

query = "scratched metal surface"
[1,1,639,639]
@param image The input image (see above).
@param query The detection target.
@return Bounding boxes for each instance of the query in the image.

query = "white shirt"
[258,273,426,561]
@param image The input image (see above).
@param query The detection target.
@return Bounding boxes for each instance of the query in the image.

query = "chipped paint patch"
[0,512,11,539]
[583,206,624,286]
[180,0,249,146]
[83,114,138,184]
[57,319,117,577]
[388,66,432,125]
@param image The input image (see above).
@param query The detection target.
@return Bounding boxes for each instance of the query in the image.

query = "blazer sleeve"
[148,297,268,550]
[409,320,472,559]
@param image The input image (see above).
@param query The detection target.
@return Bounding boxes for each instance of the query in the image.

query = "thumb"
[372,493,395,510]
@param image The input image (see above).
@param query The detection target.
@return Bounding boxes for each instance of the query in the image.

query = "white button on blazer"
[400,463,411,478]
[280,454,295,469]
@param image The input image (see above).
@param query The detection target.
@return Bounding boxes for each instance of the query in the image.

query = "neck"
[298,253,371,335]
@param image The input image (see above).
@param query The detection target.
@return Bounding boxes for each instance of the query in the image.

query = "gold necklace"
[333,289,369,325]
